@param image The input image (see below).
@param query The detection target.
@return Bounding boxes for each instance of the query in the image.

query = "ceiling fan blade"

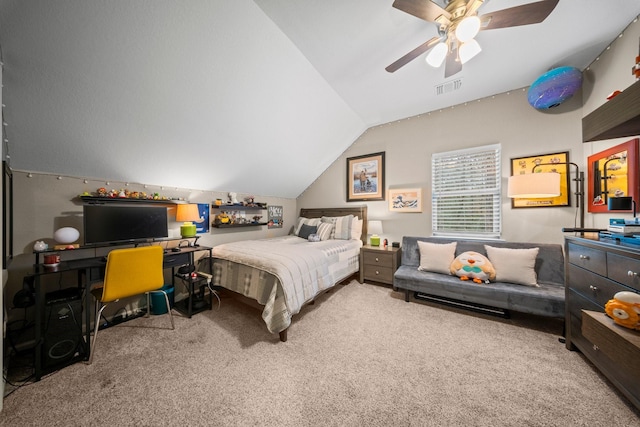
[391,0,450,23]
[444,46,462,78]
[480,0,559,30]
[386,36,441,73]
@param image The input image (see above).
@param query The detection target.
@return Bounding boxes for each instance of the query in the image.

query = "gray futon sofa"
[393,236,565,318]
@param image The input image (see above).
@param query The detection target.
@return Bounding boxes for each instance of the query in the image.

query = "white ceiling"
[1,0,640,198]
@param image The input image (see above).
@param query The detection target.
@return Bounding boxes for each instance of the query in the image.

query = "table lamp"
[368,220,383,246]
[176,204,202,238]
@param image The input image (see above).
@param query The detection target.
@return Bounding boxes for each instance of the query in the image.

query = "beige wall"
[299,17,640,247]
[298,88,584,246]
[3,171,296,324]
[582,17,640,230]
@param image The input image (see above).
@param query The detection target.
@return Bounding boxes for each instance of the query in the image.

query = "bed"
[210,206,367,341]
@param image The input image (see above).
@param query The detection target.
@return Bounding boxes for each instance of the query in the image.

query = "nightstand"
[360,245,401,285]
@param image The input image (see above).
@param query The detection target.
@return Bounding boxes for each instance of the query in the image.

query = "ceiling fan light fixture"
[455,16,481,42]
[425,42,448,68]
[459,39,481,64]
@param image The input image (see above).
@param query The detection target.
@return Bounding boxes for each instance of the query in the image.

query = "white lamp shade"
[507,173,561,198]
[426,42,448,68]
[54,227,80,244]
[455,16,481,42]
[459,39,482,64]
[368,220,383,235]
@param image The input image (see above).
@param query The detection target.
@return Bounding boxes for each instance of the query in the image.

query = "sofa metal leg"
[404,289,410,302]
[279,329,288,342]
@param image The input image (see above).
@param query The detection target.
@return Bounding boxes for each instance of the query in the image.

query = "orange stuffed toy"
[605,291,640,330]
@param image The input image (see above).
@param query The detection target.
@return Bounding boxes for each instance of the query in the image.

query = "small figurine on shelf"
[252,215,262,223]
[244,195,255,206]
[228,192,238,205]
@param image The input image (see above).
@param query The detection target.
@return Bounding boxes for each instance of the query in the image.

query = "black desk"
[30,245,213,380]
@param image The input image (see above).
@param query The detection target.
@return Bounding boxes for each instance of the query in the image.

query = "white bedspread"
[212,236,361,334]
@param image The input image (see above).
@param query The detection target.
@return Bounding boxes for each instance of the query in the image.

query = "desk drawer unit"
[565,237,640,410]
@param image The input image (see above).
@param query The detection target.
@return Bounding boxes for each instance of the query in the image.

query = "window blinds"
[432,143,501,238]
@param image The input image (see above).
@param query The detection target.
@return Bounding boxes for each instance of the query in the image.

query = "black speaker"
[42,288,84,367]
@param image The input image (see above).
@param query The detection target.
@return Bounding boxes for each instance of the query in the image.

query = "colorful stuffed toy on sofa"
[450,251,495,284]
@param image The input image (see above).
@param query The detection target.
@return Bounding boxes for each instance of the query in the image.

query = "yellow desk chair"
[88,245,174,364]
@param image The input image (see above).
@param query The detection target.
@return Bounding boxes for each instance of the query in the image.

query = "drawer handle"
[593,344,599,351]
[579,254,590,260]
[375,257,379,262]
[628,270,638,278]
[375,270,380,275]
[589,285,598,292]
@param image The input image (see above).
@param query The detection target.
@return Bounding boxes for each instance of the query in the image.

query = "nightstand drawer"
[363,251,394,268]
[363,265,394,283]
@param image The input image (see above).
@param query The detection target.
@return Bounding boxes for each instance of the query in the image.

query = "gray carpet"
[2,281,639,426]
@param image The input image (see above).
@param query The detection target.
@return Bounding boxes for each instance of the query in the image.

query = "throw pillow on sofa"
[417,241,457,274]
[485,245,539,286]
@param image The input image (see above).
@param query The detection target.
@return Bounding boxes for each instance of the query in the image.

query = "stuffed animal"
[450,251,496,284]
[605,291,640,330]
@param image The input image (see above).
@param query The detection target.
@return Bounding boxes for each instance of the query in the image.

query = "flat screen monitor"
[83,204,169,245]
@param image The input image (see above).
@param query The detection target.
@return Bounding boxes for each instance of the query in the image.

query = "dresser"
[565,236,640,410]
[359,245,401,285]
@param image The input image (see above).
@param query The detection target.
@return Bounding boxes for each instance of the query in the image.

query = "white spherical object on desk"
[54,227,79,244]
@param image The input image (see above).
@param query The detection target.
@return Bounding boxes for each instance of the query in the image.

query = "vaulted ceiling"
[1,1,640,198]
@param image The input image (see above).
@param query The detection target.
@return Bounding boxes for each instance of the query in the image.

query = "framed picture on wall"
[346,152,385,202]
[587,138,639,213]
[510,151,571,208]
[388,188,422,212]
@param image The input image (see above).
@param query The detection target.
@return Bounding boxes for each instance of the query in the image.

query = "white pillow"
[293,217,321,236]
[316,222,333,241]
[321,215,354,240]
[484,245,539,286]
[417,241,457,275]
[351,218,363,240]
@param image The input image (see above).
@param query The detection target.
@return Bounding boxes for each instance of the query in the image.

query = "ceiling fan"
[386,0,559,77]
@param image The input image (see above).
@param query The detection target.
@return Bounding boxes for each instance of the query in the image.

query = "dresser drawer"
[582,310,640,373]
[567,264,629,307]
[607,253,640,291]
[567,242,607,275]
[363,251,394,268]
[363,265,394,283]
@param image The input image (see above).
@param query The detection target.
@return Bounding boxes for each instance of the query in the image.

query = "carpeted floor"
[2,280,639,426]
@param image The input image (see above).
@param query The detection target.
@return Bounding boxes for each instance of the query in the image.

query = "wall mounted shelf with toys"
[211,204,267,229]
[79,196,185,205]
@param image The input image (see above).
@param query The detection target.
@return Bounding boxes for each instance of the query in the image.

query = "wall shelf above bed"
[211,204,267,229]
[212,222,267,228]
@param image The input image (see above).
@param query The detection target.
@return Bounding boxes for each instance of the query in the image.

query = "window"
[432,143,501,238]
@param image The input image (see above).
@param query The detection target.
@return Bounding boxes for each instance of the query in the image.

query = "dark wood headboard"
[299,206,368,245]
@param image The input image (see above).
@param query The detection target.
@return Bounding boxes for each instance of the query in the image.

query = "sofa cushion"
[485,245,539,287]
[417,241,457,274]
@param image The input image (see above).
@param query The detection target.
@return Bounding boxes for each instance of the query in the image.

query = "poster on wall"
[388,188,422,212]
[268,205,283,229]
[587,138,639,213]
[196,203,210,234]
[510,151,570,208]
